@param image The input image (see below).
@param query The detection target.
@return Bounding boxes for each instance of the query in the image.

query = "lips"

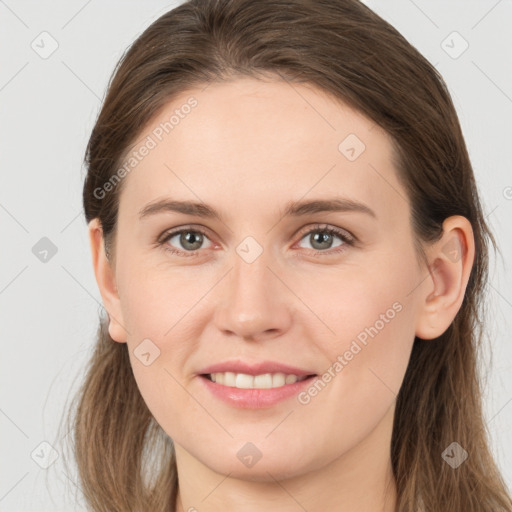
[196,359,318,408]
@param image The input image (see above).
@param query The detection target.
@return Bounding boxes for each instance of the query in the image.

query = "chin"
[199,448,316,482]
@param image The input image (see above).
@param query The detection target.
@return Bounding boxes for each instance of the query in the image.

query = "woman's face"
[96,77,431,480]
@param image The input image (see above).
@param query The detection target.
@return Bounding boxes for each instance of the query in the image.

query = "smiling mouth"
[201,372,317,390]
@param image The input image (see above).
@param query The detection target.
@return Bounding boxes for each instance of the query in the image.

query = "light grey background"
[1,0,511,510]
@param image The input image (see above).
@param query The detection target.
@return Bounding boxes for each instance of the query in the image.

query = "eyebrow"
[138,197,377,221]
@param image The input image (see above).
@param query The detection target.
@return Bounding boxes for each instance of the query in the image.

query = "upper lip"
[198,359,316,377]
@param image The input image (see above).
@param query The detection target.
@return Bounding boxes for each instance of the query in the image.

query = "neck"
[174,404,397,512]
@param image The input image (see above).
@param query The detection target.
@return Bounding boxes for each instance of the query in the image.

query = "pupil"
[312,232,331,249]
[182,231,202,250]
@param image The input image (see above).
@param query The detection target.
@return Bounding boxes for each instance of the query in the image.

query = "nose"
[213,246,293,342]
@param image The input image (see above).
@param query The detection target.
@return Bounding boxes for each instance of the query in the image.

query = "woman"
[64,0,512,510]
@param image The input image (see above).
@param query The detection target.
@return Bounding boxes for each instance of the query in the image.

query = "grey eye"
[166,230,213,251]
[298,230,345,251]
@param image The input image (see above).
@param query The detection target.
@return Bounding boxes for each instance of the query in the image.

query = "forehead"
[118,77,407,225]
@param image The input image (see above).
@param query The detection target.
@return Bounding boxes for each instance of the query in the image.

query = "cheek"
[128,353,192,443]
[294,255,416,351]
[296,252,418,407]
[118,258,208,338]
[292,276,417,460]
[118,264,212,431]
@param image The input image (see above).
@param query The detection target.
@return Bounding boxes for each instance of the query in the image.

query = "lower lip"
[198,375,317,409]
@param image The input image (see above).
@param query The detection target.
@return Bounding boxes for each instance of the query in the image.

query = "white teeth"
[208,372,309,389]
[285,374,297,385]
[224,372,236,387]
[272,372,286,387]
[254,373,272,388]
[235,373,254,389]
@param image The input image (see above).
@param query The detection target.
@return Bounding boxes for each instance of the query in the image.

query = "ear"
[88,218,127,343]
[415,215,475,340]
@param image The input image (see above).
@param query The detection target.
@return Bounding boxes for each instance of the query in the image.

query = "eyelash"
[158,223,356,258]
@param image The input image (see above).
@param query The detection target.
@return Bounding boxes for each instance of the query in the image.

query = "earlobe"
[88,219,128,343]
[415,216,475,341]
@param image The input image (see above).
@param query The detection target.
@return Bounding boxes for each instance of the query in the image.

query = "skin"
[88,77,475,512]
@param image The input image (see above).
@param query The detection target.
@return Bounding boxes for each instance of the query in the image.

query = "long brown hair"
[61,0,512,510]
